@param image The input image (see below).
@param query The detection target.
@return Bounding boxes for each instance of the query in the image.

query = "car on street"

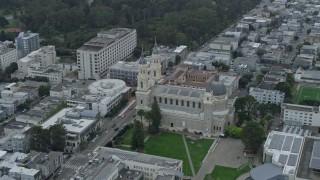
[114,127,119,131]
[219,133,227,138]
[112,123,116,128]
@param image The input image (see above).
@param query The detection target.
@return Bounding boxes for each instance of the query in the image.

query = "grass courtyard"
[204,165,251,180]
[119,131,214,176]
[187,138,214,173]
[121,126,148,145]
[145,133,193,176]
[295,86,320,104]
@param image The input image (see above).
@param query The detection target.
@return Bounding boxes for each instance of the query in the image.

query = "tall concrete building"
[0,41,18,71]
[77,28,137,80]
[15,31,40,58]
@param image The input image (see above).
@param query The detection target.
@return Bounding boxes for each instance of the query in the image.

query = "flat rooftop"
[264,131,304,175]
[41,108,97,134]
[296,137,320,180]
[96,147,182,169]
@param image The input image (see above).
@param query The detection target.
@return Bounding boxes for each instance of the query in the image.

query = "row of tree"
[2,0,261,49]
[29,124,66,152]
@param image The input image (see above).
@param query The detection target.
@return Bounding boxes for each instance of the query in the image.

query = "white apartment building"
[41,106,101,153]
[15,31,40,58]
[0,41,18,71]
[249,87,285,105]
[27,64,65,84]
[281,103,320,127]
[15,45,57,77]
[77,28,137,80]
[67,79,131,117]
[9,166,41,180]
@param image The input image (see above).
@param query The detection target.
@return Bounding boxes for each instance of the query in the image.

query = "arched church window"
[140,82,143,89]
[159,97,162,103]
[154,71,156,77]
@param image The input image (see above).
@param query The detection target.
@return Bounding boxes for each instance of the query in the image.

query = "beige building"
[136,45,235,136]
[77,28,137,80]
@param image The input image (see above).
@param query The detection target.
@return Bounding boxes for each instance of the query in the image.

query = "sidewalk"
[182,135,196,176]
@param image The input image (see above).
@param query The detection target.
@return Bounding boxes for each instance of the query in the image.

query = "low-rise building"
[49,82,72,99]
[41,106,101,153]
[67,79,131,117]
[27,151,63,179]
[0,41,18,71]
[281,103,320,127]
[70,147,183,180]
[9,166,41,180]
[27,64,65,84]
[108,61,140,86]
[294,68,320,83]
[249,87,285,105]
[233,57,257,73]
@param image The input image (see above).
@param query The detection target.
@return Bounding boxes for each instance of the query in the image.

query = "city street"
[56,102,136,180]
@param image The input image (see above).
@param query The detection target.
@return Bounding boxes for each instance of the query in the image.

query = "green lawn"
[204,165,251,180]
[121,126,148,145]
[295,86,320,104]
[145,133,192,176]
[187,138,214,173]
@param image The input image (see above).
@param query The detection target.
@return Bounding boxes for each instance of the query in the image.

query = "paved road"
[56,104,136,180]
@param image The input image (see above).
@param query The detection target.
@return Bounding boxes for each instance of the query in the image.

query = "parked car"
[112,123,116,128]
[114,127,119,131]
[219,133,227,138]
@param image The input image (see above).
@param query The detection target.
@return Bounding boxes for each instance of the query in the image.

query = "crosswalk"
[74,154,93,160]
[63,163,80,170]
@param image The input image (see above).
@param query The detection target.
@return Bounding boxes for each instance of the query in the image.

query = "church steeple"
[152,37,159,54]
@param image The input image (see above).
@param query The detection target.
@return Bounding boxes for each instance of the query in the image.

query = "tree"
[307,28,311,35]
[29,126,50,152]
[49,124,66,151]
[249,24,255,31]
[239,77,249,89]
[38,84,51,97]
[243,73,254,82]
[137,109,145,122]
[234,95,258,126]
[175,55,181,65]
[0,16,9,27]
[287,45,293,52]
[79,140,88,151]
[242,121,264,152]
[274,82,292,98]
[225,125,243,138]
[147,100,162,134]
[168,61,174,68]
[306,17,311,23]
[260,68,269,75]
[5,62,18,75]
[131,120,145,151]
[294,36,299,41]
[256,49,266,57]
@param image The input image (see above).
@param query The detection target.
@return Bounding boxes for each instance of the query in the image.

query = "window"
[193,102,195,108]
[187,101,189,107]
[165,98,167,104]
[170,99,173,104]
[181,100,184,106]
[198,103,201,108]
[141,100,143,105]
[176,99,178,105]
[140,82,143,89]
[154,97,156,102]
[159,97,162,103]
[154,71,156,77]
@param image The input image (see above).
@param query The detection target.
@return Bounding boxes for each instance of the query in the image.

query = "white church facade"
[135,44,236,136]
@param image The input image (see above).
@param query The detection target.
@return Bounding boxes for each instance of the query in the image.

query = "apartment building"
[281,103,320,127]
[0,41,18,71]
[27,64,65,84]
[41,105,101,153]
[249,87,285,105]
[77,28,137,80]
[14,45,57,77]
[15,31,40,58]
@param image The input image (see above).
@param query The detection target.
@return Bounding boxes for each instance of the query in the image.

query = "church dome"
[207,82,227,96]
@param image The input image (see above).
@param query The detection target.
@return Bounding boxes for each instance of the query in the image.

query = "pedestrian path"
[182,134,195,176]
